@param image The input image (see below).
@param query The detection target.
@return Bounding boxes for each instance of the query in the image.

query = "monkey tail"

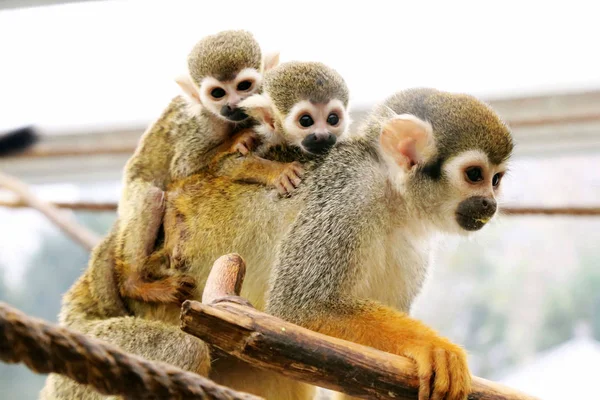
[0,126,39,157]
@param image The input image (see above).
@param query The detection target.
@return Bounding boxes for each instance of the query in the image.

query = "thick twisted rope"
[0,302,261,400]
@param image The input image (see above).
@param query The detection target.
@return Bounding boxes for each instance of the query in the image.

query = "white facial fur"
[197,68,262,121]
[281,99,350,151]
[437,149,508,235]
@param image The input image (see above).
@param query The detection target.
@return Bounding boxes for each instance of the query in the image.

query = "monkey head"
[239,61,351,155]
[375,88,514,234]
[175,30,279,123]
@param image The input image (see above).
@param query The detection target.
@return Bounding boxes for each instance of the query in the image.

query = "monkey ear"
[238,94,276,131]
[262,51,280,72]
[175,74,201,104]
[380,114,434,170]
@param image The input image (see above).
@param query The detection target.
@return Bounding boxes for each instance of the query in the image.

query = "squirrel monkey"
[154,88,514,399]
[114,29,279,306]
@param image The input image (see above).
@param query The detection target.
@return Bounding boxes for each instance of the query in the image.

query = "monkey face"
[198,68,263,123]
[377,91,512,236]
[410,149,507,235]
[282,99,350,155]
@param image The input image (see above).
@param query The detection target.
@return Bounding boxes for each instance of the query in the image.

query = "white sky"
[0,0,599,133]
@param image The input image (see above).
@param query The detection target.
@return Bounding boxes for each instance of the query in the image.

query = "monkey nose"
[301,132,337,154]
[220,105,248,122]
[480,197,495,210]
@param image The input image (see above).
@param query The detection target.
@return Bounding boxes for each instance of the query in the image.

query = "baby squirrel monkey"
[115,30,280,305]
[159,88,513,400]
[211,60,352,193]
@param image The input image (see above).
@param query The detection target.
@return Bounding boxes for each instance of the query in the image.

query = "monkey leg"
[210,354,315,400]
[117,187,198,305]
[40,317,210,400]
[119,185,165,268]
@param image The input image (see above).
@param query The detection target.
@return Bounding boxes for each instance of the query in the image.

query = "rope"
[501,206,600,216]
[0,302,261,400]
[2,200,599,216]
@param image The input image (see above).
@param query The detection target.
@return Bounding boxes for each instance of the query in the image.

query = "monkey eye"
[327,113,340,126]
[492,172,503,187]
[237,80,252,91]
[465,167,484,183]
[211,87,226,99]
[299,115,314,127]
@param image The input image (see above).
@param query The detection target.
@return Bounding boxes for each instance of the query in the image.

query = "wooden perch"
[0,171,100,250]
[181,254,538,400]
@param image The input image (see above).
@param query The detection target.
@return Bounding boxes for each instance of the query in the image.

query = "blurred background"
[1,1,599,399]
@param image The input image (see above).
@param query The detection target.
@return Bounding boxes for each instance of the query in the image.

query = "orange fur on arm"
[300,300,472,400]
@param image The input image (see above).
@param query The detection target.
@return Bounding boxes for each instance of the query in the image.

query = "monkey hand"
[145,273,197,305]
[272,161,304,195]
[398,335,471,400]
[121,257,197,305]
[230,129,258,155]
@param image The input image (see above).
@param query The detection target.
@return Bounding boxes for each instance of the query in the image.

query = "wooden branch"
[0,171,100,250]
[0,199,118,211]
[2,199,599,217]
[181,254,538,400]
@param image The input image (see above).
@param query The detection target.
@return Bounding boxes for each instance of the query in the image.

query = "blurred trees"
[0,212,115,399]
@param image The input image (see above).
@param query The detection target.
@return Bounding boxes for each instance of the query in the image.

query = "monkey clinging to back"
[114,29,279,306]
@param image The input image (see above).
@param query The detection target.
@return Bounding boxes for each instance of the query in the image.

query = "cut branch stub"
[201,253,251,307]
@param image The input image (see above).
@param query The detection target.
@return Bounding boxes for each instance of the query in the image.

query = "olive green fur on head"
[187,30,262,83]
[368,87,514,165]
[264,61,350,115]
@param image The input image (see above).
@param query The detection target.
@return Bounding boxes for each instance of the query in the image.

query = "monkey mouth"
[455,212,492,231]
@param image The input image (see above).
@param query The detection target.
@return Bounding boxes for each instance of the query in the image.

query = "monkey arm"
[214,154,304,195]
[269,244,471,400]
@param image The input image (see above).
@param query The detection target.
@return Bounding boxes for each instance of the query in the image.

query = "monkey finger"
[288,173,302,188]
[280,176,296,193]
[406,348,433,400]
[235,143,249,155]
[447,351,471,400]
[242,136,255,149]
[292,167,305,178]
[275,182,288,195]
[431,349,450,400]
